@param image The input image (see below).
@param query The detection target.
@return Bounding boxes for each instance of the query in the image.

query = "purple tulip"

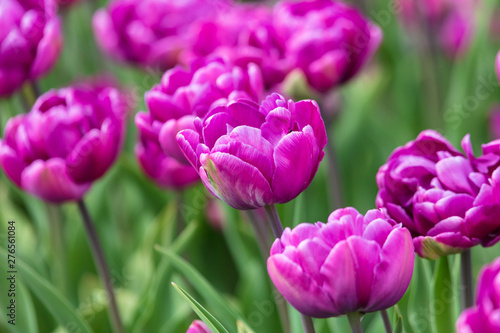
[186,320,212,333]
[377,130,500,259]
[184,4,292,90]
[272,0,382,93]
[135,59,264,189]
[176,93,327,210]
[267,207,414,318]
[0,0,63,97]
[93,0,230,70]
[456,258,500,332]
[0,83,128,203]
[398,0,476,58]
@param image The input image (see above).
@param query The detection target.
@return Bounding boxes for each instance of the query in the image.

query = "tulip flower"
[176,93,327,210]
[456,258,500,332]
[136,59,263,189]
[183,4,292,89]
[186,320,212,333]
[496,51,500,83]
[377,130,500,259]
[489,105,500,140]
[398,0,476,58]
[0,0,63,97]
[93,0,230,70]
[273,0,382,93]
[0,84,127,203]
[267,207,414,319]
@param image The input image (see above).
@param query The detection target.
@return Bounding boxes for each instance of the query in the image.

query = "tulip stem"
[347,312,364,333]
[77,199,124,333]
[460,249,473,309]
[380,309,392,333]
[264,204,284,239]
[245,209,271,259]
[300,314,316,333]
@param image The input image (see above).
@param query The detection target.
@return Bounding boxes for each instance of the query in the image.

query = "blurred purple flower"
[135,59,263,189]
[93,0,231,70]
[272,0,382,93]
[456,257,500,332]
[398,0,477,58]
[184,4,292,90]
[186,320,212,333]
[268,207,414,317]
[176,93,327,209]
[0,0,63,97]
[0,83,128,203]
[377,130,500,259]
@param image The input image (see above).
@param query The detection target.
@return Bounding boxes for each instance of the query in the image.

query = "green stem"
[264,204,284,239]
[380,309,392,333]
[347,312,364,333]
[461,249,473,309]
[325,135,343,210]
[300,314,316,333]
[77,199,124,333]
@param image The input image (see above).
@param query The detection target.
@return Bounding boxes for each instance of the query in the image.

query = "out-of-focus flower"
[377,130,500,259]
[456,258,500,332]
[135,59,263,189]
[272,0,382,93]
[93,0,230,70]
[176,93,327,210]
[0,83,128,203]
[397,0,477,58]
[0,0,63,97]
[267,207,414,317]
[186,320,212,333]
[184,4,291,90]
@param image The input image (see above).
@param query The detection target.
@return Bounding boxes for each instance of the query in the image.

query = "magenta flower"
[176,93,327,210]
[377,130,500,259]
[0,0,63,97]
[267,207,414,318]
[136,59,263,189]
[272,0,382,93]
[489,105,500,140]
[0,84,128,203]
[186,320,212,333]
[456,258,500,332]
[398,0,476,58]
[93,0,230,69]
[184,4,291,89]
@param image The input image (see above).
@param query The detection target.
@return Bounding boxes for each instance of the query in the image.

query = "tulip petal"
[66,119,121,183]
[268,251,336,318]
[21,158,90,203]
[366,228,414,311]
[321,237,380,313]
[30,18,62,79]
[176,129,201,170]
[272,128,319,203]
[436,156,475,195]
[202,152,273,209]
[0,141,24,186]
[292,100,327,149]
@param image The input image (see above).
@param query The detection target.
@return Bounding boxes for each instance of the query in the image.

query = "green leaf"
[0,248,92,333]
[407,257,433,333]
[0,279,38,333]
[432,256,455,333]
[155,245,247,331]
[171,282,228,333]
[394,305,403,333]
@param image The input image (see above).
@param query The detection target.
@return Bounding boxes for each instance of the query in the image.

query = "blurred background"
[1,0,500,332]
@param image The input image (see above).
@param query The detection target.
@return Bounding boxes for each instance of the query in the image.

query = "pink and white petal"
[202,152,273,210]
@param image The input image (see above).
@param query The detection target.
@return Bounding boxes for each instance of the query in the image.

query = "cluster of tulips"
[0,0,498,332]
